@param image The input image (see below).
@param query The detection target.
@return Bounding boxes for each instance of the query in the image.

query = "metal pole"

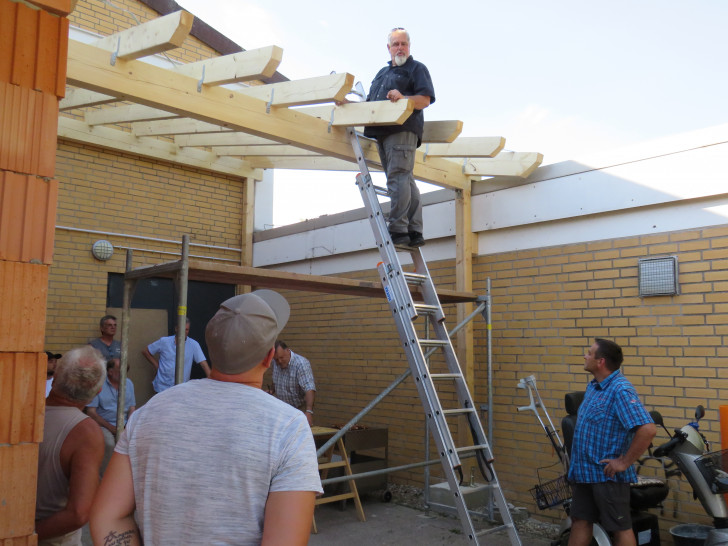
[423,315,432,508]
[116,249,136,441]
[174,235,190,386]
[486,277,494,520]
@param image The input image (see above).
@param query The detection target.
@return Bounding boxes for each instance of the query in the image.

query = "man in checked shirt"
[269,340,316,426]
[567,338,656,546]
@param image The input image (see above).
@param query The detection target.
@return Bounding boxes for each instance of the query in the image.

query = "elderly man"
[86,358,136,474]
[141,318,210,393]
[269,340,316,426]
[91,290,322,545]
[89,315,121,361]
[36,346,106,545]
[568,338,656,546]
[364,27,435,248]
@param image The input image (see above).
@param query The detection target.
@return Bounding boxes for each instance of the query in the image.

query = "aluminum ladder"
[348,128,521,545]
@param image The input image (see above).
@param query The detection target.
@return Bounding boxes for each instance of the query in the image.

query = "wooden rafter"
[463,152,544,178]
[173,46,283,85]
[66,40,470,189]
[424,137,505,158]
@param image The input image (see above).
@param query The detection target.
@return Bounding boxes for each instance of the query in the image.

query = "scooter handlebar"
[653,430,687,458]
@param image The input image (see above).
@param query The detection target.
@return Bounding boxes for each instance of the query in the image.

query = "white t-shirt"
[146,335,206,392]
[115,379,322,545]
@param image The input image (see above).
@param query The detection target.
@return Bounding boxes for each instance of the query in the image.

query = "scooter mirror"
[649,410,664,427]
[695,405,705,421]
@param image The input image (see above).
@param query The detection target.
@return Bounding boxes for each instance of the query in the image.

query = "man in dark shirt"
[364,27,435,248]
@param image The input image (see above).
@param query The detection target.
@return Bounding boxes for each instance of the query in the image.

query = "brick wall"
[46,141,244,350]
[278,225,728,532]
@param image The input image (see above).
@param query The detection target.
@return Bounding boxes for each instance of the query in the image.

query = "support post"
[175,235,190,385]
[117,249,137,441]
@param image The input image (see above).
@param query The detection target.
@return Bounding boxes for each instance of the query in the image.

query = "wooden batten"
[0,172,58,264]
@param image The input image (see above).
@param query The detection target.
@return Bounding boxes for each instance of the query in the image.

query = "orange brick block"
[0,261,48,352]
[0,171,58,264]
[0,442,38,538]
[0,352,45,445]
[0,82,59,177]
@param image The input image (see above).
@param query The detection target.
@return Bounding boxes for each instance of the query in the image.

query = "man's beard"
[393,54,407,67]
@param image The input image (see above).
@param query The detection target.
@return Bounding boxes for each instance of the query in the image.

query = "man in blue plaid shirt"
[269,341,316,426]
[567,338,656,546]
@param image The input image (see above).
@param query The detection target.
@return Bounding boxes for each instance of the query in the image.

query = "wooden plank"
[239,73,354,107]
[59,88,117,110]
[85,104,177,126]
[66,40,468,189]
[248,156,358,171]
[90,10,193,60]
[174,46,283,86]
[422,120,463,143]
[133,118,233,137]
[424,137,505,158]
[58,116,261,179]
[124,259,478,304]
[463,152,544,178]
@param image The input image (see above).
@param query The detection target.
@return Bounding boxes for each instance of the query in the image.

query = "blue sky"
[177,0,728,226]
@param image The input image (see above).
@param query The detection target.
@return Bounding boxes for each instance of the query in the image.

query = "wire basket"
[695,448,728,493]
[530,473,572,510]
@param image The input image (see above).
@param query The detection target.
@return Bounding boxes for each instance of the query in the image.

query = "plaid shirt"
[272,351,316,409]
[568,370,653,484]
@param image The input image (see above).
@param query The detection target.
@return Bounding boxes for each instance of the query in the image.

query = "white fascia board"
[253,199,455,267]
[478,196,728,256]
[473,142,728,232]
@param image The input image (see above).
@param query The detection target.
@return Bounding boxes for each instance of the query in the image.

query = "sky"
[176,0,728,227]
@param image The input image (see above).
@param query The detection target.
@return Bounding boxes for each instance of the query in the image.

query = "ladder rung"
[456,444,490,454]
[442,408,476,416]
[372,185,389,196]
[419,339,448,347]
[413,304,439,314]
[403,272,427,284]
[318,461,348,470]
[476,523,516,537]
[430,373,462,380]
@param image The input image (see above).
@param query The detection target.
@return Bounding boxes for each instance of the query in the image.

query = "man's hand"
[599,457,630,478]
[386,89,403,102]
[304,411,313,427]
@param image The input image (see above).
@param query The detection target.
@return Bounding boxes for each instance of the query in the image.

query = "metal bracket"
[266,88,275,113]
[423,143,429,161]
[461,158,468,174]
[328,107,335,133]
[110,37,121,66]
[196,65,206,93]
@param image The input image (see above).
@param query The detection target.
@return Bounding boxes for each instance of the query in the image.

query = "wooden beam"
[463,152,544,178]
[66,40,468,189]
[294,101,415,127]
[59,89,117,111]
[424,137,505,158]
[86,105,177,126]
[422,120,463,143]
[239,73,354,107]
[58,117,261,179]
[248,156,360,171]
[125,259,479,304]
[176,133,278,147]
[132,118,233,136]
[212,145,320,157]
[173,46,283,85]
[89,10,193,60]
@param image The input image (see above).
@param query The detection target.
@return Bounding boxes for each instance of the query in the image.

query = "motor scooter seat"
[630,477,669,511]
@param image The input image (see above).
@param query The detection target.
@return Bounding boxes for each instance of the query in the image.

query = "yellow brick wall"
[46,141,244,350]
[278,226,728,532]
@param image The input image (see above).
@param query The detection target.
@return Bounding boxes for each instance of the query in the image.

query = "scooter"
[653,405,728,546]
[516,375,668,546]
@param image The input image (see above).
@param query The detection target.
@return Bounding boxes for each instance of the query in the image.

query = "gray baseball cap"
[205,290,290,374]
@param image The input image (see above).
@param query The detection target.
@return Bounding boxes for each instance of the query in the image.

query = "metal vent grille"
[638,256,679,297]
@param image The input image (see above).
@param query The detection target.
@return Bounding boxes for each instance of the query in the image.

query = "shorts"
[570,482,632,532]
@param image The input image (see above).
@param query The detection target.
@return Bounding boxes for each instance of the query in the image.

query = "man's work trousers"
[376,131,422,235]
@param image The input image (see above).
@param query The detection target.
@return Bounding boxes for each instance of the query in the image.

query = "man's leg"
[568,517,594,546]
[594,482,634,546]
[377,132,417,237]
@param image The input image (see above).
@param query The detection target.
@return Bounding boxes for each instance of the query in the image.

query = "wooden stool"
[311,426,366,533]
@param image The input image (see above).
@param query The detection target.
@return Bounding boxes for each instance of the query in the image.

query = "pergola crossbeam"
[173,45,283,85]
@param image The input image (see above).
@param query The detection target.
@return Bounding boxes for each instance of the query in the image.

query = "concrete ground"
[310,497,556,546]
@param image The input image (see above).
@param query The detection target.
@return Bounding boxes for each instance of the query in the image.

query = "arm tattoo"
[103,529,138,545]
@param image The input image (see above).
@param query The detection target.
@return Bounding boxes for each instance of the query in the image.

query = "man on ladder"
[364,26,435,248]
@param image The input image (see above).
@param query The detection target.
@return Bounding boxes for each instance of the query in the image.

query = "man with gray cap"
[90,290,323,546]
